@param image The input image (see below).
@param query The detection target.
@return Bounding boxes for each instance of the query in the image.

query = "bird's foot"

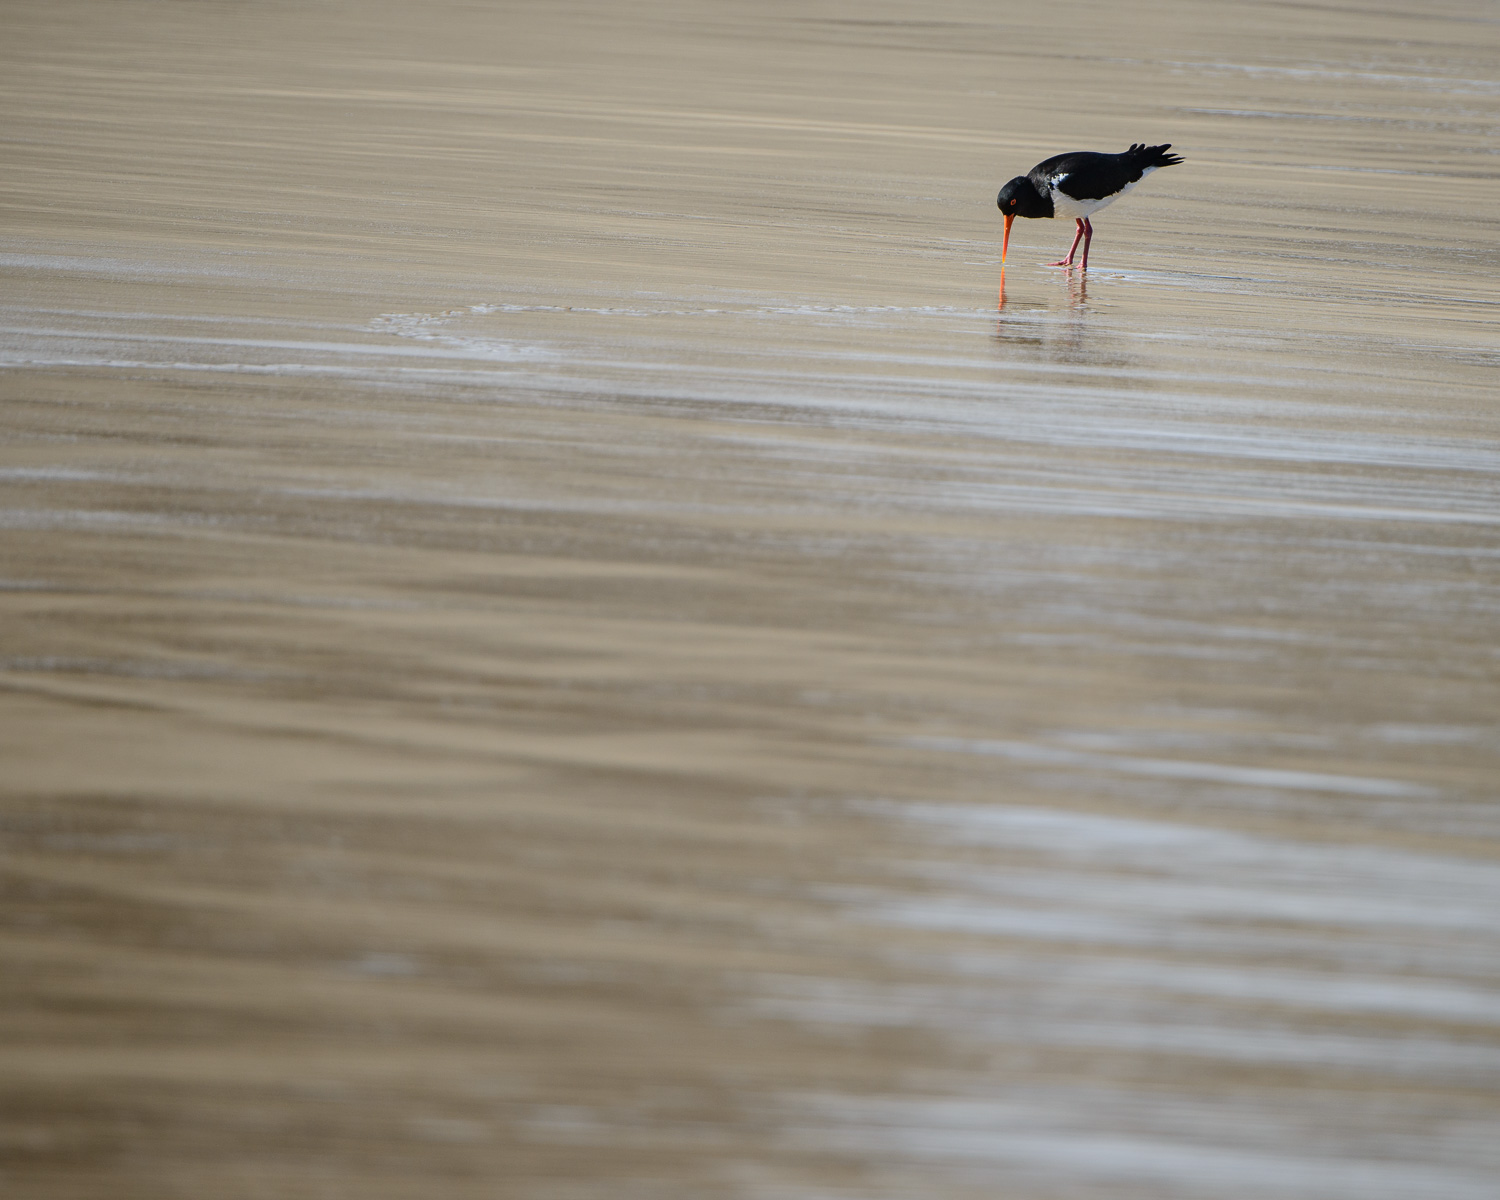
[1046,259,1076,268]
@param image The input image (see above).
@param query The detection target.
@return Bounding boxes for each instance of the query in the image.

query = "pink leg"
[1048,219,1086,267]
[1079,218,1093,270]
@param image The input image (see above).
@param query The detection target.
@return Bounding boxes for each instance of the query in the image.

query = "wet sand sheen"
[3,1,1500,1197]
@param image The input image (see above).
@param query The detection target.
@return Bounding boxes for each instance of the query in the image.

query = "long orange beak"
[1002,212,1014,263]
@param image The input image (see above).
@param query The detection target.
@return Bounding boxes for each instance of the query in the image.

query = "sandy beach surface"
[4,1,1499,1197]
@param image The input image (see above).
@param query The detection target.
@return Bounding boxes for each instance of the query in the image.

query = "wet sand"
[4,1,1500,1197]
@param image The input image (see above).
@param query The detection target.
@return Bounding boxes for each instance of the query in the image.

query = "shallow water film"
[4,1,1500,1197]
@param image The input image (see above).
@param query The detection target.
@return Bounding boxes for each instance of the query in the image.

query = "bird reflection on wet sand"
[998,265,1089,312]
[994,269,1099,364]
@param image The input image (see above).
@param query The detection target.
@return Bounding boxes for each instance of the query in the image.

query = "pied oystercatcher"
[997,143,1183,269]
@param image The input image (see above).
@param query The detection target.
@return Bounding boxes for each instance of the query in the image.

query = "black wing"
[1029,144,1182,202]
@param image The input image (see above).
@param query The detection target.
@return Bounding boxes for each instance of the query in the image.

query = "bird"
[997,143,1183,269]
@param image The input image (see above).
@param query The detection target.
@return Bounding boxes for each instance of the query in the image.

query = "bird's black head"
[997,176,1049,219]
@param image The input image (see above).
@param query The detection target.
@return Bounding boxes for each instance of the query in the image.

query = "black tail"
[1127,142,1183,168]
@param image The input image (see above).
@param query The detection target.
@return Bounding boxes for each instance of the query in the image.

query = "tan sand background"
[3,1,1499,1196]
